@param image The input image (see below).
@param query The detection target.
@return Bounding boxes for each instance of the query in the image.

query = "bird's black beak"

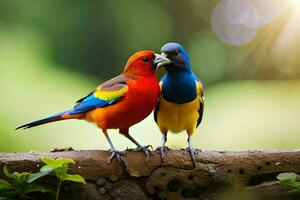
[153,53,171,68]
[160,51,185,70]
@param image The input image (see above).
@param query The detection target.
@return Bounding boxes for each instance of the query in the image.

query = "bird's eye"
[143,57,149,62]
[168,51,178,57]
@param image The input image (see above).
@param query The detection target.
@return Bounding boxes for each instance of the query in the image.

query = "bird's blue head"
[159,42,191,73]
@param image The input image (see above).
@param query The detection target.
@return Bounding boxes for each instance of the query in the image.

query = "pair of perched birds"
[17,42,204,166]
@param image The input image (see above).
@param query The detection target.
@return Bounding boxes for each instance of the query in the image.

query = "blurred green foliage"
[0,0,299,152]
[277,172,300,192]
[0,157,85,200]
[0,165,54,199]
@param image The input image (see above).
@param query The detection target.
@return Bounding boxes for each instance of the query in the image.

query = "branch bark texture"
[0,149,300,200]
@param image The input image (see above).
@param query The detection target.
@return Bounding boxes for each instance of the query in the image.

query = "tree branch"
[0,149,300,199]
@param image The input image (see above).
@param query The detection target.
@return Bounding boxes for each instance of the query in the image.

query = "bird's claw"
[141,146,152,162]
[184,147,199,155]
[107,150,126,164]
[127,145,153,161]
[139,145,153,161]
[157,146,169,162]
[184,147,197,167]
[139,145,153,152]
[157,146,169,152]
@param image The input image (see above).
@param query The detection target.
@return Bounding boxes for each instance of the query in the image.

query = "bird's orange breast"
[84,76,160,130]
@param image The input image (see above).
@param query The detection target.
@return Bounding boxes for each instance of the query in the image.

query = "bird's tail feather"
[16,111,69,130]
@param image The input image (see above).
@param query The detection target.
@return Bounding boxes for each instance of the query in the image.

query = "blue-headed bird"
[16,50,170,164]
[154,42,204,166]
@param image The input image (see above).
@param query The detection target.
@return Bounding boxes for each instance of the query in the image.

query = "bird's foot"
[184,147,197,167]
[127,145,153,161]
[184,147,200,155]
[157,146,169,162]
[107,149,126,164]
[139,145,153,161]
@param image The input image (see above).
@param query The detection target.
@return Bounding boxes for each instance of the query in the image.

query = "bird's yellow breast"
[156,81,203,135]
[156,95,200,134]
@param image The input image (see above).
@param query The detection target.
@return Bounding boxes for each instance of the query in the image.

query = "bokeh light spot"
[225,0,260,28]
[211,0,257,45]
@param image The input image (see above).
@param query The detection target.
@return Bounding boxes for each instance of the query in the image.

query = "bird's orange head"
[123,50,170,77]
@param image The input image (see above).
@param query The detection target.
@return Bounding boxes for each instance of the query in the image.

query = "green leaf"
[14,172,31,184]
[3,166,13,179]
[277,172,298,181]
[26,165,54,184]
[41,157,75,169]
[53,166,68,181]
[289,188,300,193]
[41,157,59,168]
[282,180,299,188]
[40,165,54,173]
[26,170,51,184]
[3,166,21,186]
[54,166,67,175]
[61,174,86,184]
[277,172,300,191]
[24,184,55,194]
[0,179,12,191]
[3,166,31,185]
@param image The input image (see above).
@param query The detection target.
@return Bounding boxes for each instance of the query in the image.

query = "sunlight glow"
[273,0,300,74]
[211,0,290,45]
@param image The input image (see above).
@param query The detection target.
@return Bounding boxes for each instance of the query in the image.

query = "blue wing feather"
[68,92,122,115]
[68,74,130,115]
[67,97,111,115]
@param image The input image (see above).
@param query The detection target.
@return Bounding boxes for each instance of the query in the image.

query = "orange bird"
[16,50,171,163]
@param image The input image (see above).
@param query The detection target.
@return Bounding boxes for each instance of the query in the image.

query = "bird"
[16,50,171,164]
[154,42,204,167]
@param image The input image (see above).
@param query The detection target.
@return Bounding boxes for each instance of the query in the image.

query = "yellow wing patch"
[159,81,163,91]
[94,86,128,101]
[196,81,203,95]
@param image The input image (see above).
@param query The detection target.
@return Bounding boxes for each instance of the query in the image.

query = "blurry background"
[0,0,299,152]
